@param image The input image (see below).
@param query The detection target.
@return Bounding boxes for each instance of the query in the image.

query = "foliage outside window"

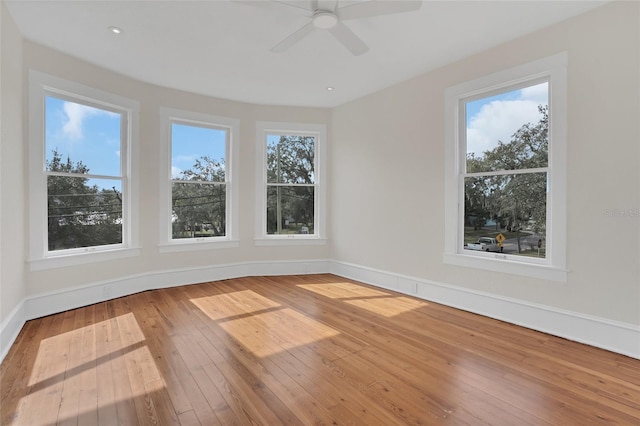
[267,134,316,235]
[463,83,549,258]
[29,71,139,269]
[159,108,238,251]
[255,122,326,244]
[444,54,567,281]
[171,123,228,240]
[45,96,126,251]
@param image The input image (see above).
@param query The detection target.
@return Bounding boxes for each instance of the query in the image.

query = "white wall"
[21,42,331,298]
[1,1,638,361]
[0,0,26,353]
[329,2,640,326]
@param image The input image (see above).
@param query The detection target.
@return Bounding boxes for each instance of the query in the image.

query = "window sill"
[254,237,327,247]
[29,247,141,271]
[443,252,567,282]
[158,239,240,253]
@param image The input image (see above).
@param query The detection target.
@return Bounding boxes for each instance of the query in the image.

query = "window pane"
[45,96,122,176]
[172,182,226,239]
[463,173,547,258]
[47,176,123,251]
[172,123,226,182]
[267,186,314,235]
[267,135,315,184]
[466,82,548,173]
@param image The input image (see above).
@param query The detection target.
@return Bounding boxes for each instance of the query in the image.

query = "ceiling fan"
[240,0,422,56]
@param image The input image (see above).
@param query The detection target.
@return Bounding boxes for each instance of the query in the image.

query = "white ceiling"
[5,0,607,108]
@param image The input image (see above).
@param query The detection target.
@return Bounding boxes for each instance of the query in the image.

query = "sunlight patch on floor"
[219,308,340,357]
[28,312,143,386]
[297,282,390,299]
[18,313,165,426]
[298,283,428,317]
[190,289,282,321]
[345,296,429,317]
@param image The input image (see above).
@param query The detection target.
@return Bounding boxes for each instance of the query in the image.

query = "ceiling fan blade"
[328,22,369,56]
[338,0,422,21]
[271,22,316,53]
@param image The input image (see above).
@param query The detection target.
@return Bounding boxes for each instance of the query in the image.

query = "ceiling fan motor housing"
[270,1,422,56]
[312,11,338,29]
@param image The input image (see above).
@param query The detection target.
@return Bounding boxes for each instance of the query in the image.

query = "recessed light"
[108,26,122,35]
[326,87,335,91]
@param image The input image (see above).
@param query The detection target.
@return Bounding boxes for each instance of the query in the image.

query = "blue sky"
[45,96,226,183]
[171,123,226,179]
[465,82,548,157]
[46,84,547,184]
[45,96,121,177]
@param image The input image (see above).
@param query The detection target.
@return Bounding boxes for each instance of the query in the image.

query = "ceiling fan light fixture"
[269,0,421,56]
[312,11,338,29]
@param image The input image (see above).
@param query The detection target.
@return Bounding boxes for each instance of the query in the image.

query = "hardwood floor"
[1,274,639,425]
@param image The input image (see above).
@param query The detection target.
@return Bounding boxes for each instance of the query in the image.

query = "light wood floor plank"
[2,274,639,425]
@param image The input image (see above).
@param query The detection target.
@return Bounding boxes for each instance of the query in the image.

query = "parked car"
[467,237,501,252]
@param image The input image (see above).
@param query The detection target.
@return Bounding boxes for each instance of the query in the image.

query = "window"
[159,108,239,251]
[444,54,567,281]
[255,122,326,244]
[28,71,140,270]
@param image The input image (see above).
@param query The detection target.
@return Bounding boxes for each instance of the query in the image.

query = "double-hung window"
[444,54,567,281]
[28,72,140,270]
[159,108,239,251]
[255,122,326,244]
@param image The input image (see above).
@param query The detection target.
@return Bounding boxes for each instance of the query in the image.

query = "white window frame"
[255,121,327,246]
[28,71,140,271]
[159,108,239,252]
[444,53,568,282]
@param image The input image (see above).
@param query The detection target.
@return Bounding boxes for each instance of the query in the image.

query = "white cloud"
[171,166,183,179]
[62,102,99,140]
[61,101,117,140]
[467,99,540,155]
[466,83,547,157]
[174,154,196,165]
[521,82,548,104]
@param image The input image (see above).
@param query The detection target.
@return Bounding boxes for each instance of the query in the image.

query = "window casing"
[444,53,567,281]
[255,122,327,245]
[28,72,140,270]
[159,108,239,252]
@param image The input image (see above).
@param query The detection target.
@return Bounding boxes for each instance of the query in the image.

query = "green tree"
[172,156,226,238]
[465,154,497,230]
[47,150,122,250]
[266,136,315,234]
[488,106,548,240]
[483,106,548,172]
[465,106,548,252]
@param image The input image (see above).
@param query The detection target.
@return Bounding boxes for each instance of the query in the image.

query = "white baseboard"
[2,258,638,363]
[24,259,331,321]
[0,300,26,363]
[329,260,640,360]
[0,259,329,363]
